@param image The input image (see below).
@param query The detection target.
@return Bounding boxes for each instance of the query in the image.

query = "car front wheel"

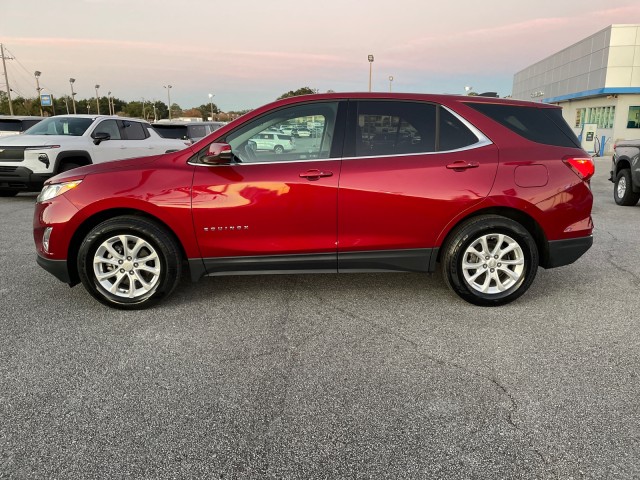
[614,169,640,206]
[77,216,182,309]
[441,215,539,306]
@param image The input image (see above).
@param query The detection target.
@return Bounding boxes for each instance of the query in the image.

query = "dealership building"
[512,24,640,155]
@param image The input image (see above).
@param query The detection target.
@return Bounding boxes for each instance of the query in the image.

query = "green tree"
[277,87,316,100]
[124,101,144,118]
[196,103,219,120]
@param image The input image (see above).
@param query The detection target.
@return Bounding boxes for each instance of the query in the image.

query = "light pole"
[34,71,43,115]
[95,84,100,114]
[368,55,374,92]
[388,75,394,92]
[164,85,172,120]
[69,78,77,114]
[1,43,14,115]
[107,91,112,115]
[142,98,146,120]
[208,93,215,120]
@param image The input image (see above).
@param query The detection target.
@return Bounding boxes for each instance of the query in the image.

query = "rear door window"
[122,121,149,140]
[355,101,436,156]
[438,108,481,151]
[350,101,482,157]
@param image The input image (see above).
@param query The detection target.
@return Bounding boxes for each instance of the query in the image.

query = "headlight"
[37,180,82,203]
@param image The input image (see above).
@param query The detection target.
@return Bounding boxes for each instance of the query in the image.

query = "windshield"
[25,117,94,136]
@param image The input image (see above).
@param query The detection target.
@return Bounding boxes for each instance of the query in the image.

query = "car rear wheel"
[441,215,538,306]
[614,169,640,206]
[77,216,182,309]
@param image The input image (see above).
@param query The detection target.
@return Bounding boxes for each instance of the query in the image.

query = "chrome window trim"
[188,104,493,167]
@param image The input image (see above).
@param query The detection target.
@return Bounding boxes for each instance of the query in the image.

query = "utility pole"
[94,84,100,114]
[1,44,14,115]
[69,78,77,114]
[163,85,172,120]
[34,71,43,116]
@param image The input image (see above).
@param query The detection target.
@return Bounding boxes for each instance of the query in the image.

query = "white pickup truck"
[0,115,189,197]
[610,139,640,206]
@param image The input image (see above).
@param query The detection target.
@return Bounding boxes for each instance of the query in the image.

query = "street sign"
[40,94,52,107]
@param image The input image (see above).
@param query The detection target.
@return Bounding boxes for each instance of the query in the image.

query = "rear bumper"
[543,235,593,269]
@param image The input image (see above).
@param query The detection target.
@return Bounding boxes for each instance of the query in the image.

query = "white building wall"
[512,26,612,101]
[555,94,640,154]
[606,25,640,88]
[513,24,640,154]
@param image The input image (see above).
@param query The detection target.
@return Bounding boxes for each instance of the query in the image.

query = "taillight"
[563,156,594,181]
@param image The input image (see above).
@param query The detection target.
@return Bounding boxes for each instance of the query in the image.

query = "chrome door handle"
[299,170,333,180]
[446,161,479,170]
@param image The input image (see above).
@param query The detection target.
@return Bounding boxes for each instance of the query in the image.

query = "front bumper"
[0,166,53,192]
[36,254,75,285]
[543,235,593,269]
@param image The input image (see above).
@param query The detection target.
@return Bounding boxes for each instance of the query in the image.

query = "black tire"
[613,169,640,206]
[274,145,284,154]
[441,215,539,306]
[77,216,182,309]
[0,190,19,197]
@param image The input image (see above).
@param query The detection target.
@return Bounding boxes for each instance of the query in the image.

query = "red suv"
[33,93,594,309]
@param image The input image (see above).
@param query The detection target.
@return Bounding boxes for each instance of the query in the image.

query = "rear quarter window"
[466,103,580,148]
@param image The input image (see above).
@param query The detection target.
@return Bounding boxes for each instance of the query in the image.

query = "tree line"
[0,86,322,120]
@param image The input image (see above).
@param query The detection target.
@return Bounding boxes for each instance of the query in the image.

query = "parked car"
[0,115,45,136]
[33,93,594,309]
[0,115,188,196]
[610,139,640,206]
[249,131,295,154]
[279,125,296,135]
[151,121,226,144]
[294,127,311,137]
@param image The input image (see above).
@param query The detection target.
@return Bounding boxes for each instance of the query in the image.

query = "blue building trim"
[544,87,640,103]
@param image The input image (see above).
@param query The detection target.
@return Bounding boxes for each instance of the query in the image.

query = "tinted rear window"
[0,120,23,132]
[466,103,580,148]
[187,125,208,138]
[153,125,188,139]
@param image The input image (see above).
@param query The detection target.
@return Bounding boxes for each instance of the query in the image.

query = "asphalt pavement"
[0,157,638,479]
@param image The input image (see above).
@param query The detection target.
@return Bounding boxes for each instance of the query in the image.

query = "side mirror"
[92,132,111,145]
[202,142,233,165]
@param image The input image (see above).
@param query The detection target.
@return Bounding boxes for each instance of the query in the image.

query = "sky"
[1,0,639,111]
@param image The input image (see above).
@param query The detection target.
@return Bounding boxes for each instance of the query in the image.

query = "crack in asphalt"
[223,275,336,476]
[211,277,555,475]
[595,226,640,287]
[309,292,552,474]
